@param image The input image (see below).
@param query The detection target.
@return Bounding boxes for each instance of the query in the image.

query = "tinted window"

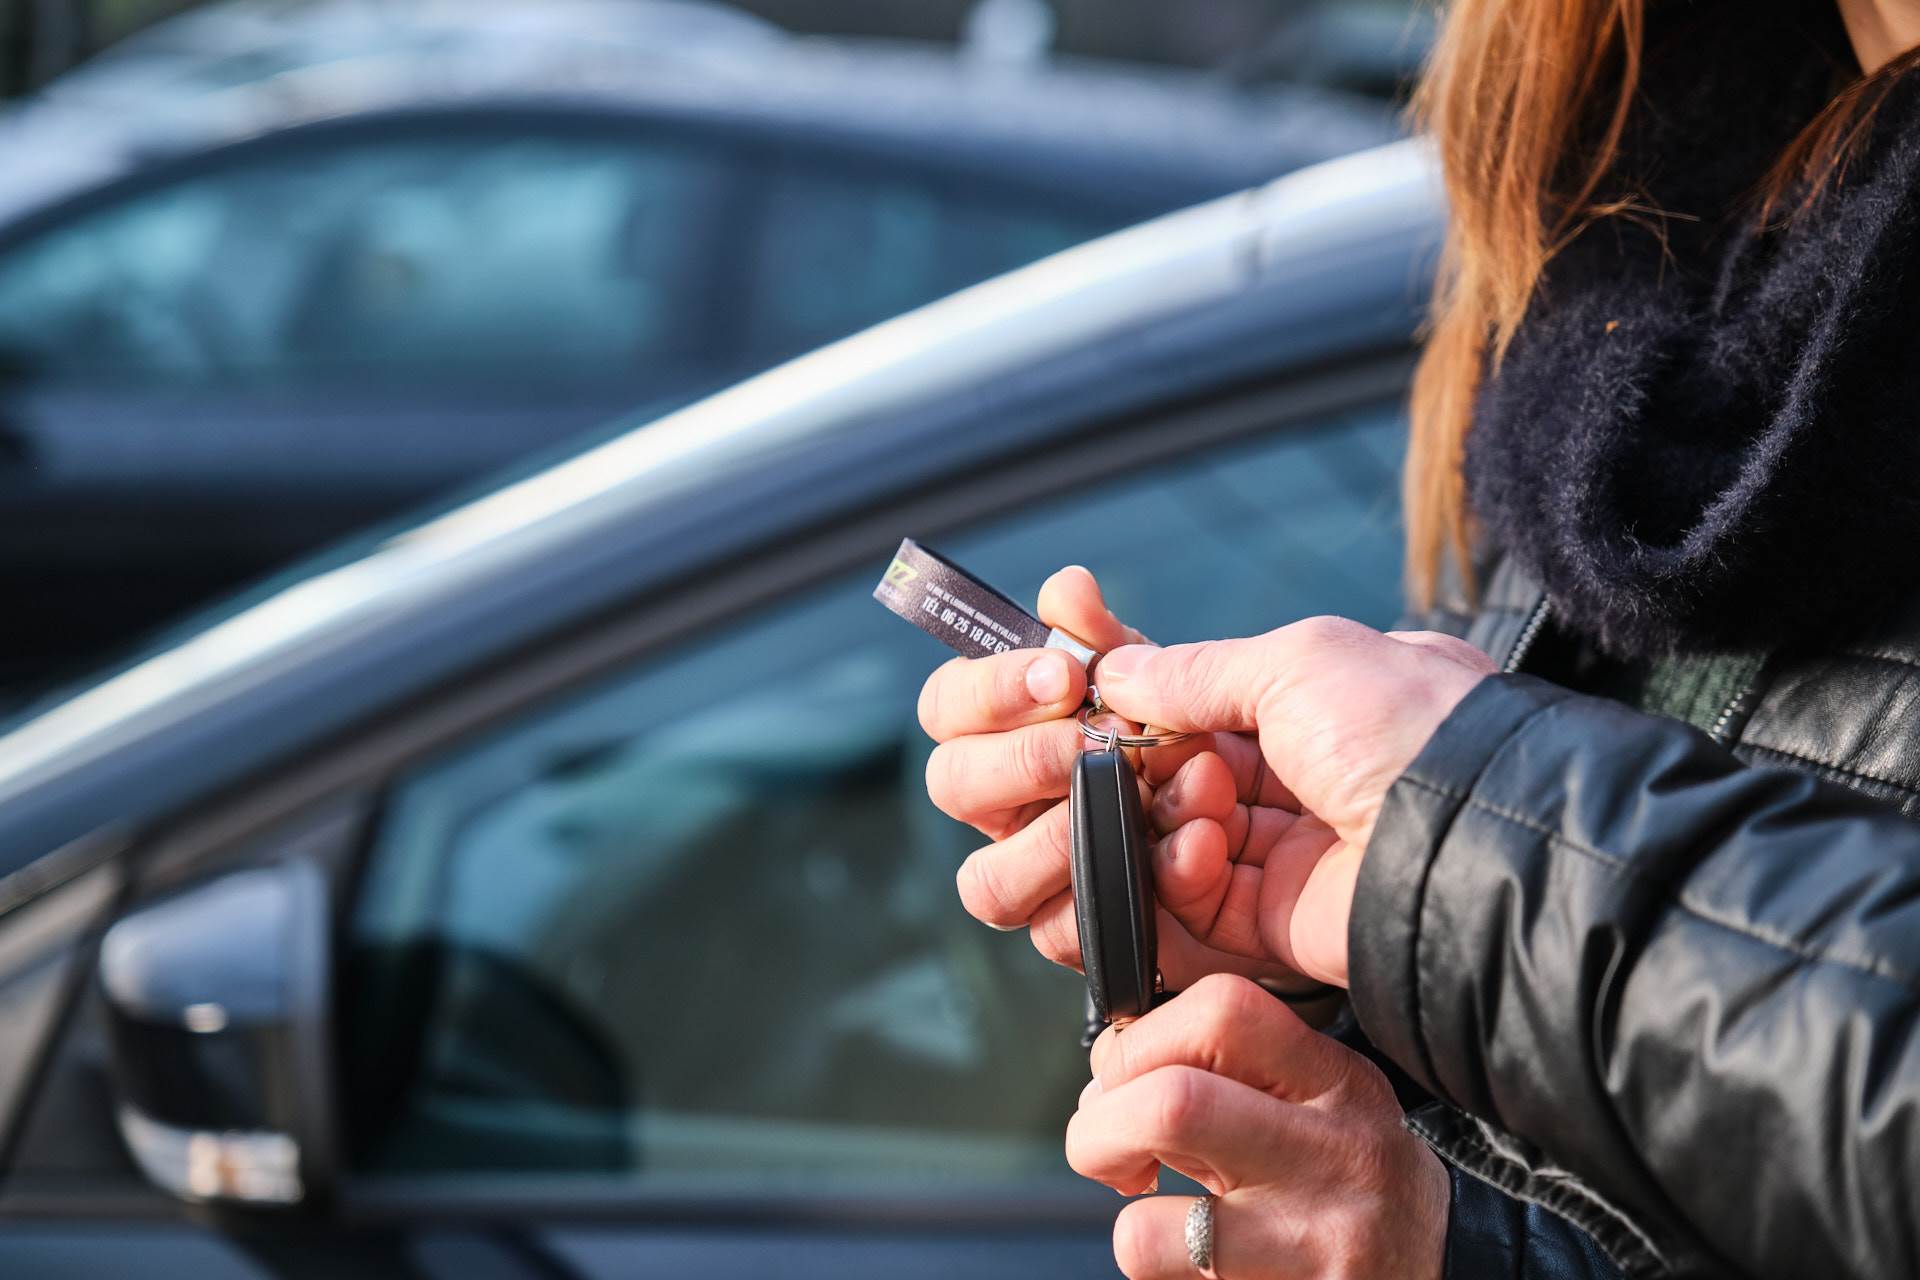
[345,403,1405,1187]
[750,161,1120,362]
[0,126,734,389]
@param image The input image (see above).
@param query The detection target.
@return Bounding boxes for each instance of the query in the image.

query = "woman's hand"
[1069,973,1449,1279]
[918,567,1310,990]
[1094,618,1496,986]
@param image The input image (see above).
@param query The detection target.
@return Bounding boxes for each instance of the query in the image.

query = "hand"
[918,567,1308,990]
[1095,618,1495,986]
[1068,974,1448,1279]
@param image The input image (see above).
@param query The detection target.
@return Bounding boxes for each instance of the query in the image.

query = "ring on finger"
[1185,1194,1219,1278]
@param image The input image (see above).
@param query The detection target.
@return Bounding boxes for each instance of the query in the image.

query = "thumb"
[1037,566,1151,654]
[1092,637,1274,733]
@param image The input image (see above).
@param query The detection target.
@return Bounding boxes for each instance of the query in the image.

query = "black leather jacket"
[1366,557,1920,1279]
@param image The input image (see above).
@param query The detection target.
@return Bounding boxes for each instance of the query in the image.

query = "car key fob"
[872,538,1178,1047]
[1071,742,1162,1043]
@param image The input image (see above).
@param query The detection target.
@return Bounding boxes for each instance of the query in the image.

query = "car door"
[0,365,1410,1277]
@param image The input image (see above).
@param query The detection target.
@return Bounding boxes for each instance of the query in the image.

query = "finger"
[1089,974,1357,1103]
[1142,731,1299,813]
[918,648,1088,741]
[1135,729,1212,787]
[1038,565,1151,654]
[1096,616,1383,734]
[1028,887,1081,970]
[1112,1193,1295,1280]
[1149,752,1237,834]
[955,801,1071,929]
[1150,818,1233,935]
[925,719,1084,832]
[1066,1066,1317,1193]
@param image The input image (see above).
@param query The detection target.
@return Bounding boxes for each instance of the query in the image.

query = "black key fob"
[1070,744,1161,1043]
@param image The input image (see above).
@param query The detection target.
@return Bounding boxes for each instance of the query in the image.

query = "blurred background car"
[0,0,1403,694]
[0,138,1442,1278]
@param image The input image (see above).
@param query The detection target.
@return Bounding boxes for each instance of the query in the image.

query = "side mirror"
[98,861,335,1208]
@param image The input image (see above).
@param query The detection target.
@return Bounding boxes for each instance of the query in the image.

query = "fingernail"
[1025,652,1070,704]
[1078,1078,1103,1108]
[1098,644,1151,683]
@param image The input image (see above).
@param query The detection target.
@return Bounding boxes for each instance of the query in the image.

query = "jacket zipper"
[1708,661,1768,746]
[1504,598,1551,673]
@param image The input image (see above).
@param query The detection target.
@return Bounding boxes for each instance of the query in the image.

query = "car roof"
[0,0,1398,230]
[0,137,1443,880]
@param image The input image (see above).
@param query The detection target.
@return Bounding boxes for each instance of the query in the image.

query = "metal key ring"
[1078,707,1192,750]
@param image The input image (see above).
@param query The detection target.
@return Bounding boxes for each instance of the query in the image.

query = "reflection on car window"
[751,162,1116,363]
[0,128,731,388]
[344,403,1405,1187]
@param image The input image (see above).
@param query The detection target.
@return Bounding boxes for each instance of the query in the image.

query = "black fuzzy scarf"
[1464,0,1920,657]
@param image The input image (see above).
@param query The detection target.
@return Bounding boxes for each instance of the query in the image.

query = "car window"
[0,125,735,390]
[344,402,1406,1189]
[748,160,1123,363]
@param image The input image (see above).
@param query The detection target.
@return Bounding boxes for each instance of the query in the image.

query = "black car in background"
[0,139,1440,1278]
[0,0,1397,691]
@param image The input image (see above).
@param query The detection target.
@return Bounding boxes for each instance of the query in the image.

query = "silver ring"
[1185,1195,1218,1277]
[1078,707,1191,750]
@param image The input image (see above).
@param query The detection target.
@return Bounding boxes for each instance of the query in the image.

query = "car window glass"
[0,127,732,389]
[345,403,1406,1189]
[749,161,1121,363]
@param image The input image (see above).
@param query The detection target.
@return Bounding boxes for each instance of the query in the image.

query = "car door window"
[0,123,734,390]
[344,402,1406,1188]
[749,159,1123,364]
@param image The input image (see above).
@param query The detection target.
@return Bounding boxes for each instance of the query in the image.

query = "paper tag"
[874,538,1093,662]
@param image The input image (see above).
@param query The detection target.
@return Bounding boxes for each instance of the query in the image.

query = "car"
[0,137,1442,1278]
[0,0,1398,694]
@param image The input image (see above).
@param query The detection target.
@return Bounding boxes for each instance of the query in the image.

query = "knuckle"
[956,848,1023,927]
[1030,906,1081,968]
[924,743,969,819]
[1062,1110,1092,1177]
[1145,1066,1210,1143]
[916,659,962,738]
[1174,642,1232,702]
[1288,614,1372,652]
[1011,722,1068,794]
[1189,972,1267,1033]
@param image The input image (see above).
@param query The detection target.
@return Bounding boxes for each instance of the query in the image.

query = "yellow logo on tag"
[885,559,919,586]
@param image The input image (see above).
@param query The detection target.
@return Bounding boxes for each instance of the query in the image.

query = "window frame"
[2,350,1415,1227]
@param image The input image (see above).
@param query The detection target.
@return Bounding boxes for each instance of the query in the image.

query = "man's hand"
[1094,618,1495,987]
[919,567,1312,989]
